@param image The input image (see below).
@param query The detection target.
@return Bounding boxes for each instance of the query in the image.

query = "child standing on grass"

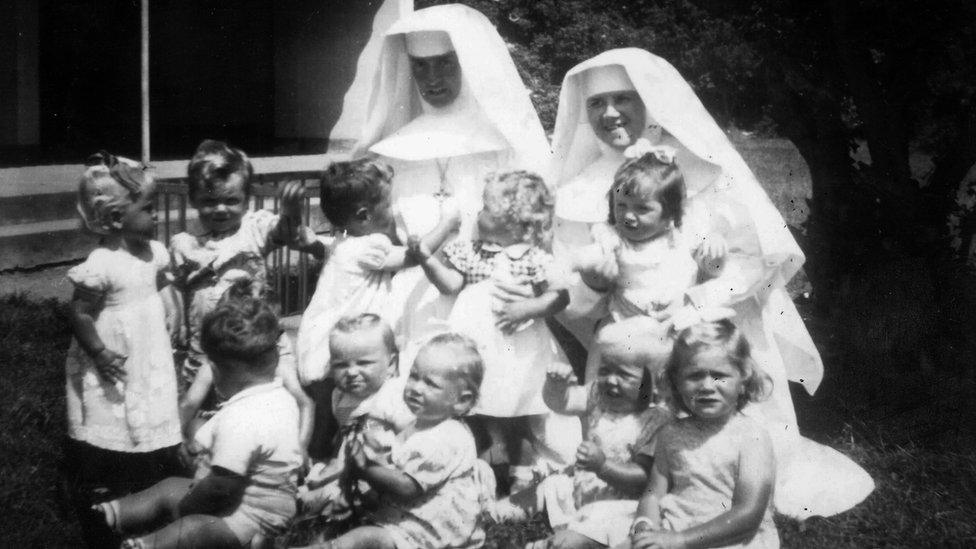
[94,291,303,548]
[169,139,315,394]
[520,318,673,549]
[296,158,459,386]
[628,319,778,549]
[412,170,580,486]
[64,152,182,548]
[299,314,414,521]
[295,333,494,549]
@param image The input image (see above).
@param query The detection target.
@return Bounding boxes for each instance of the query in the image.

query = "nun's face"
[410,52,462,108]
[585,90,646,149]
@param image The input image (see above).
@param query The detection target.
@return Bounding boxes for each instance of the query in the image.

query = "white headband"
[581,64,635,98]
[405,30,454,57]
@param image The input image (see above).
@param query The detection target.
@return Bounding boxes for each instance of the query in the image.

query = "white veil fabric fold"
[551,48,823,394]
[353,3,550,176]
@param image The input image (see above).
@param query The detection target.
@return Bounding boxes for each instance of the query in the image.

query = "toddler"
[297,333,494,549]
[411,170,580,483]
[63,152,182,548]
[178,278,314,457]
[94,291,304,548]
[299,313,414,520]
[629,319,778,549]
[169,139,316,393]
[524,318,673,549]
[296,158,460,386]
[574,141,727,381]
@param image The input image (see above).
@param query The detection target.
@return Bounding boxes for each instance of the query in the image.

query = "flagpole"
[140,0,150,165]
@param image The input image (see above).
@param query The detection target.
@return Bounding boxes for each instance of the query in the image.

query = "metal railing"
[153,171,325,316]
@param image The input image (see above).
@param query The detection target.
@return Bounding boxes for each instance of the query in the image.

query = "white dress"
[65,241,181,453]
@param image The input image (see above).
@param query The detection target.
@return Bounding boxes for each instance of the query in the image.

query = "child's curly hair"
[187,139,254,203]
[608,152,685,229]
[481,170,554,250]
[201,290,280,369]
[319,158,394,229]
[77,151,152,235]
[665,319,771,414]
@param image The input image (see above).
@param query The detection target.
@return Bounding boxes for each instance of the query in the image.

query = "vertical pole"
[141,0,150,165]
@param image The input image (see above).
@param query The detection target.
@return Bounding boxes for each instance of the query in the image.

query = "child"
[178,279,314,458]
[629,319,778,549]
[573,142,727,382]
[411,170,580,484]
[296,158,460,386]
[94,291,304,548]
[63,152,183,548]
[518,318,672,549]
[169,139,315,393]
[296,333,494,549]
[299,313,414,520]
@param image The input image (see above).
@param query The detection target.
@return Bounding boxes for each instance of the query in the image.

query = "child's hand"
[546,362,577,384]
[348,435,369,473]
[495,300,531,334]
[406,235,433,262]
[573,244,618,291]
[278,180,306,220]
[575,441,607,472]
[631,530,687,549]
[695,232,728,276]
[92,348,127,384]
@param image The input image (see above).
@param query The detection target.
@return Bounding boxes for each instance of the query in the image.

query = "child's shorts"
[223,485,297,545]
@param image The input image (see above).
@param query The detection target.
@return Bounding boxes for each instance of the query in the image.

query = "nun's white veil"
[352,4,550,175]
[551,48,823,394]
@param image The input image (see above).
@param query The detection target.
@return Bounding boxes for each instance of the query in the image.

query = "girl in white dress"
[410,171,581,482]
[64,152,182,547]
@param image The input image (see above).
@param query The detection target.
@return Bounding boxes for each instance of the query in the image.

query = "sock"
[90,499,121,531]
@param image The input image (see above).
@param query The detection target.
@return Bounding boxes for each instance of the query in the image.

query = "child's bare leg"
[127,514,238,549]
[294,525,397,549]
[106,477,193,533]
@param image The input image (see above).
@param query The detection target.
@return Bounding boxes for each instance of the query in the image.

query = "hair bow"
[623,138,677,164]
[670,305,737,332]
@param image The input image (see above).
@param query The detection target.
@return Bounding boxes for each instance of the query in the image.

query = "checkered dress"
[441,240,551,286]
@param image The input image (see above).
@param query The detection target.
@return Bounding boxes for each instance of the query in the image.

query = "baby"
[300,313,414,520]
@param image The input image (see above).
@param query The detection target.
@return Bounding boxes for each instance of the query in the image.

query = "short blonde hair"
[665,319,772,414]
[77,152,151,235]
[417,333,484,411]
[481,170,554,250]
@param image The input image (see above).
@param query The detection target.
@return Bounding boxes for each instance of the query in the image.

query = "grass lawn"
[2,140,975,547]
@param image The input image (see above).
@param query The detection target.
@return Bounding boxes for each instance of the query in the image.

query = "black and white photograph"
[1,0,974,547]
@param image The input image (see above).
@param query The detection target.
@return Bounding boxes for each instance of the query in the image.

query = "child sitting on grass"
[296,333,495,549]
[178,278,314,462]
[523,317,673,549]
[94,291,304,548]
[629,319,777,549]
[299,313,414,521]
